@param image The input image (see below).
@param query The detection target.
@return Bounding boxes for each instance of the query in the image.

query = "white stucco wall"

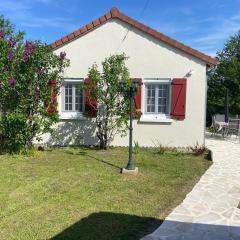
[41,19,207,147]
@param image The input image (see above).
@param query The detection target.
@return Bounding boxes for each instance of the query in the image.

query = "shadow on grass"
[62,148,122,170]
[86,154,122,170]
[50,212,240,240]
[50,212,163,240]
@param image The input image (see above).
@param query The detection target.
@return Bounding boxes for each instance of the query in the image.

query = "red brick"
[118,14,128,23]
[110,7,119,17]
[73,29,81,37]
[55,40,62,46]
[62,36,68,43]
[105,12,111,20]
[68,33,75,40]
[99,16,106,23]
[51,43,56,48]
[80,26,87,34]
[86,22,93,30]
[92,19,100,27]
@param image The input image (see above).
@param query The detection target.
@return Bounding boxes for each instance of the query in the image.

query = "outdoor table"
[215,121,228,131]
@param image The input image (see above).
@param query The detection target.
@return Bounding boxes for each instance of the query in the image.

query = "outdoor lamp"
[119,79,139,174]
[119,80,125,94]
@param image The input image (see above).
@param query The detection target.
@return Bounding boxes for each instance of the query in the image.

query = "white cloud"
[193,13,240,45]
[0,0,75,31]
[186,12,240,56]
[21,16,77,30]
[0,0,31,13]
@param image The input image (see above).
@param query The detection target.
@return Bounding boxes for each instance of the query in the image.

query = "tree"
[88,54,130,149]
[0,15,69,153]
[207,31,240,124]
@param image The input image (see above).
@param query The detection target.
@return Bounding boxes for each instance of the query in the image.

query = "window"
[145,82,170,115]
[62,82,84,113]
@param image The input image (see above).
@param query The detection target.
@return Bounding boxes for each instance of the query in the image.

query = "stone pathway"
[142,136,240,240]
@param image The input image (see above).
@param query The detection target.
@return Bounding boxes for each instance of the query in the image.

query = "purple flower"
[23,41,35,62]
[9,38,16,48]
[60,51,66,60]
[8,51,14,61]
[8,77,15,87]
[0,31,5,38]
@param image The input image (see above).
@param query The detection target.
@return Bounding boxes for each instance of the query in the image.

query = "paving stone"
[190,203,209,214]
[222,208,235,218]
[173,205,192,216]
[141,136,240,240]
[194,212,222,224]
[166,214,193,222]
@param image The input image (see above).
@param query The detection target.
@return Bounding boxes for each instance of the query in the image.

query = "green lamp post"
[119,79,139,173]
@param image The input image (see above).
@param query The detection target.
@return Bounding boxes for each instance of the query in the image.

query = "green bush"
[0,15,69,153]
[0,111,29,153]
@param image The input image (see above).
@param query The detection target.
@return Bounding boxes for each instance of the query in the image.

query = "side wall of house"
[41,19,207,147]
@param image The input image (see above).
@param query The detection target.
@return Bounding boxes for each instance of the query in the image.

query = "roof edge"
[50,7,218,65]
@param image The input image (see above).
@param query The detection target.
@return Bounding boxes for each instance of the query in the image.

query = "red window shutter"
[131,78,142,119]
[84,78,97,117]
[47,80,58,87]
[46,81,58,116]
[171,78,187,120]
[51,91,58,104]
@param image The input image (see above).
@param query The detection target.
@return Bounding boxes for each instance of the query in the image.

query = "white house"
[43,7,217,147]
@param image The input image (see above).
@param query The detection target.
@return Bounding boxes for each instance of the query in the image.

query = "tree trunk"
[99,136,107,150]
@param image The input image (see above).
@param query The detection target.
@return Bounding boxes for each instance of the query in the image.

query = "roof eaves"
[50,7,218,66]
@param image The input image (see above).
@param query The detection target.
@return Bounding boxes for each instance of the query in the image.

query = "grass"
[0,147,211,240]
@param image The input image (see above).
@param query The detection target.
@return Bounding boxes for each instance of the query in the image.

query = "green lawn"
[0,147,211,240]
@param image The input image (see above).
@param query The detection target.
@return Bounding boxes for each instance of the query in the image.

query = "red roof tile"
[51,7,217,65]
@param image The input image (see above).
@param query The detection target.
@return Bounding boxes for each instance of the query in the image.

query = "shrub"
[189,143,209,156]
[152,140,168,155]
[88,54,130,149]
[0,111,29,153]
[0,15,69,153]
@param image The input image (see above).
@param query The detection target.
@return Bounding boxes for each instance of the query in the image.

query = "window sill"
[59,112,87,120]
[139,117,173,123]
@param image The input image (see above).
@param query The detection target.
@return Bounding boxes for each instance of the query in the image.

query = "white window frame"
[60,78,85,120]
[141,78,173,122]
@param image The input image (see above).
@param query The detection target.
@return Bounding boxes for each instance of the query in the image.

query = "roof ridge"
[50,7,217,65]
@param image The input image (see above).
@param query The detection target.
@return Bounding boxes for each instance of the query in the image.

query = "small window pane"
[65,84,73,111]
[157,84,169,114]
[146,85,156,113]
[75,85,83,112]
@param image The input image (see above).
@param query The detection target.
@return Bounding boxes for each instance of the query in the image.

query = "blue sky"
[1,0,240,56]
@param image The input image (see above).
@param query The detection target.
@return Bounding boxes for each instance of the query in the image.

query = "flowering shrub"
[0,16,69,153]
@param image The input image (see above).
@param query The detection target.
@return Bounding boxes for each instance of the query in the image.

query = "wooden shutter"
[84,79,97,117]
[171,78,187,120]
[131,78,142,119]
[47,80,58,87]
[46,80,58,116]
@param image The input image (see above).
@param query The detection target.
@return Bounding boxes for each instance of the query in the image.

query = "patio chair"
[211,115,228,137]
[211,115,221,136]
[226,118,240,140]
[215,114,225,122]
